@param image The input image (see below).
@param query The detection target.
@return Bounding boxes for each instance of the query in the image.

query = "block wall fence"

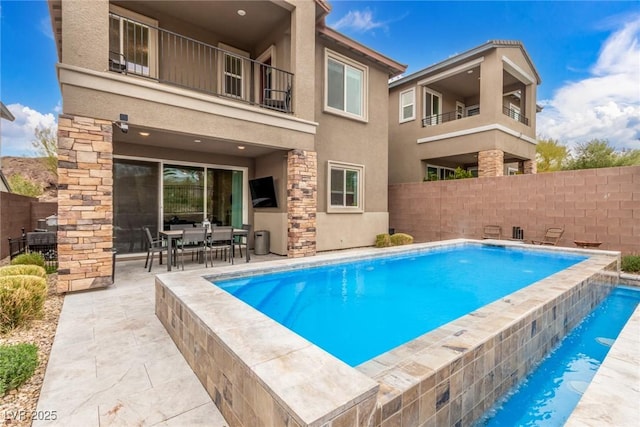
[0,193,57,259]
[389,165,640,255]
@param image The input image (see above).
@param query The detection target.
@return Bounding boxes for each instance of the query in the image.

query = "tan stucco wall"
[61,84,315,151]
[62,0,108,71]
[253,151,289,254]
[314,39,390,215]
[316,212,388,251]
[253,212,288,255]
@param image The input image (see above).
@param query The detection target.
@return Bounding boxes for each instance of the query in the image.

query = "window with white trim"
[423,88,442,125]
[425,164,455,181]
[327,161,364,213]
[325,49,368,120]
[399,88,415,122]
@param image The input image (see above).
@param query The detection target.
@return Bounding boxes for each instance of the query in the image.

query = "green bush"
[375,233,392,248]
[11,252,46,268]
[621,254,640,273]
[0,343,38,395]
[0,265,47,278]
[390,233,414,246]
[0,275,47,333]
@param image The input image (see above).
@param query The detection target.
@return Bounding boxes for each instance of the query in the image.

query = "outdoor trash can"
[254,230,270,255]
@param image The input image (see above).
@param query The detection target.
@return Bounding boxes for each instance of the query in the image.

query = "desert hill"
[1,156,57,202]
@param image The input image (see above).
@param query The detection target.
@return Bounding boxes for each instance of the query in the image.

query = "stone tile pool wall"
[155,240,620,426]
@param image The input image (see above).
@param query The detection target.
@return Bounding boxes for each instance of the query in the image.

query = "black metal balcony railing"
[421,106,479,127]
[503,106,529,125]
[108,13,293,114]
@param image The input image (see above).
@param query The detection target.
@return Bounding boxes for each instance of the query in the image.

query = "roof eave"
[317,26,407,77]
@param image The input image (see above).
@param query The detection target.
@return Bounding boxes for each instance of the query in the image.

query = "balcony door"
[423,88,442,125]
[109,5,157,78]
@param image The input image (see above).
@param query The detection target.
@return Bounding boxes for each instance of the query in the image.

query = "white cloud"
[538,15,640,151]
[0,104,57,157]
[332,8,388,33]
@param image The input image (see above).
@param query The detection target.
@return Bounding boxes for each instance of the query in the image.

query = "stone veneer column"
[287,150,317,258]
[57,114,113,293]
[523,159,537,174]
[478,149,504,177]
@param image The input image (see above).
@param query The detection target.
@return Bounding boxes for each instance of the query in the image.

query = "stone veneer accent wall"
[287,149,317,258]
[523,159,537,174]
[360,254,618,426]
[57,114,113,293]
[478,149,504,177]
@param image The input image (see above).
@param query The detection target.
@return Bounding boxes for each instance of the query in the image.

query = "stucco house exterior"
[388,40,541,183]
[48,0,405,292]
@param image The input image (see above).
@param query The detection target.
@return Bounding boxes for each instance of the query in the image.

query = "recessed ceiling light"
[194,139,201,143]
[139,131,150,136]
[467,70,473,74]
[238,145,246,150]
[237,9,246,16]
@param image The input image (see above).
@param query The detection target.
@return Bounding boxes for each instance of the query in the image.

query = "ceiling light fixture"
[194,139,201,143]
[139,131,150,136]
[238,145,246,150]
[237,9,246,16]
[467,70,473,74]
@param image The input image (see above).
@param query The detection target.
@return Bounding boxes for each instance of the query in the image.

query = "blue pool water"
[477,286,640,426]
[214,244,586,366]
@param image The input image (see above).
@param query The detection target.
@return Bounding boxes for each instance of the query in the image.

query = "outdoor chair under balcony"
[208,227,233,266]
[178,227,208,269]
[143,226,166,272]
[233,223,252,259]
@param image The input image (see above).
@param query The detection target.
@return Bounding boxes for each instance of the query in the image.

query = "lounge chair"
[143,227,166,272]
[531,227,564,246]
[482,225,502,239]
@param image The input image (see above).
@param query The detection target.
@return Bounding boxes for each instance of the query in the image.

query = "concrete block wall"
[0,193,57,259]
[389,166,640,254]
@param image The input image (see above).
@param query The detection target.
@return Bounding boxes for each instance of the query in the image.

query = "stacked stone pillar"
[57,115,113,293]
[478,149,504,177]
[523,159,537,174]
[287,150,317,258]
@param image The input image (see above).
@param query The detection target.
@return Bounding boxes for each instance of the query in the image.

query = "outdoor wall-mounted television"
[249,176,278,208]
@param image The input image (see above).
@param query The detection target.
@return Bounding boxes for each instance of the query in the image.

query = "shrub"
[0,275,47,333]
[390,233,414,246]
[0,343,38,395]
[11,252,46,268]
[375,233,392,248]
[621,254,640,273]
[0,265,47,278]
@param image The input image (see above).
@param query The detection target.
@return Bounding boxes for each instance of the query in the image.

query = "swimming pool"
[155,240,620,426]
[477,286,640,426]
[214,244,587,366]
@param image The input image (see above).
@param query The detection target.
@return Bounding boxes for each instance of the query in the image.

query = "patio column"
[287,149,316,258]
[57,114,113,293]
[523,159,537,174]
[478,149,504,177]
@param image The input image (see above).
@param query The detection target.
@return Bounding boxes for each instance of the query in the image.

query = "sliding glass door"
[114,158,245,254]
[113,159,160,254]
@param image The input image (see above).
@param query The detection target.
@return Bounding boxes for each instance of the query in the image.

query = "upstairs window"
[328,161,364,213]
[109,5,157,77]
[224,53,243,98]
[399,88,415,123]
[325,49,368,121]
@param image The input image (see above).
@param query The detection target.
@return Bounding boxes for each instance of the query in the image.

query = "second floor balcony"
[108,12,293,114]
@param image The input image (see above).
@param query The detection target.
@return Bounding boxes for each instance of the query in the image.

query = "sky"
[0,0,639,157]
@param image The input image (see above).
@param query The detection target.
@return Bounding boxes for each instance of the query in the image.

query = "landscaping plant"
[621,254,640,273]
[0,343,39,395]
[11,252,46,268]
[0,275,48,333]
[376,233,414,247]
[0,264,47,278]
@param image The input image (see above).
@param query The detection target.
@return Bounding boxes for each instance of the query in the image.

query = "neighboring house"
[0,101,15,192]
[48,0,405,292]
[388,40,541,183]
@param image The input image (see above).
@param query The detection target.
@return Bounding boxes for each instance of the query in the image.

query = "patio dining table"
[159,228,250,271]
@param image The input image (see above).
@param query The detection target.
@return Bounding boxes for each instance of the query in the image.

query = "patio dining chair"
[208,227,233,266]
[143,227,166,272]
[531,227,564,246]
[177,227,208,269]
[233,223,252,259]
[481,225,502,240]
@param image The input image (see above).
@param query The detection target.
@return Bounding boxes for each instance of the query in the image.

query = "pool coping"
[155,239,621,426]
